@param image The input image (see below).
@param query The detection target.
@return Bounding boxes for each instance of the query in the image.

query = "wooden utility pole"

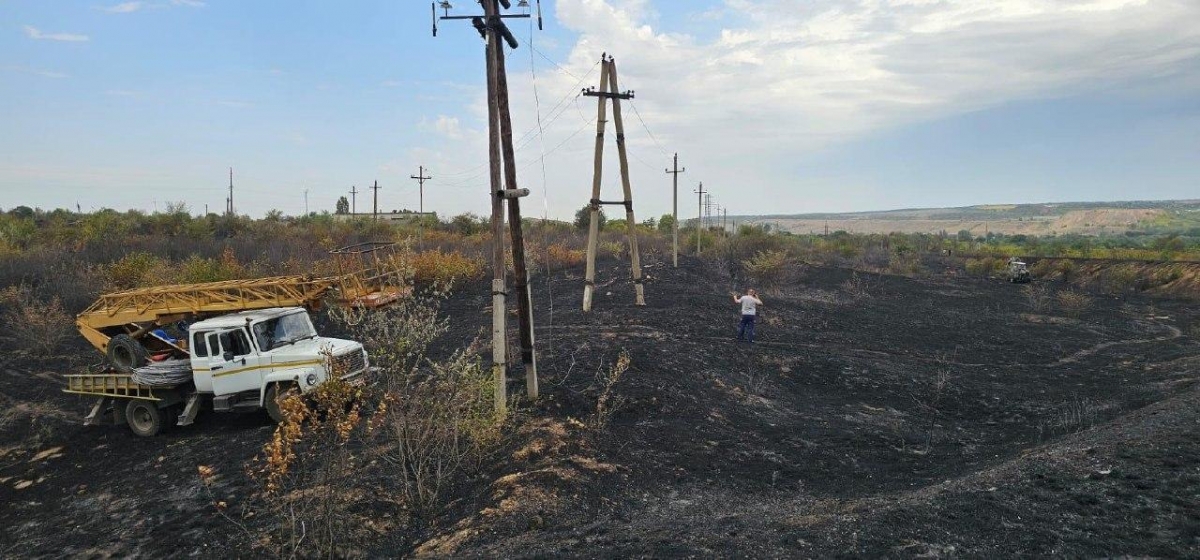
[410,166,433,214]
[350,185,358,215]
[694,182,706,254]
[582,54,646,312]
[489,5,538,401]
[370,180,381,220]
[435,0,541,412]
[665,153,685,268]
[227,167,234,216]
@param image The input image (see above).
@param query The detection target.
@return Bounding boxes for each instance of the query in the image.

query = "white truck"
[66,307,372,437]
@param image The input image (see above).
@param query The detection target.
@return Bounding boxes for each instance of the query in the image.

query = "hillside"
[743,200,1200,236]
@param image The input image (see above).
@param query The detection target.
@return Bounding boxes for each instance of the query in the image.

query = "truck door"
[210,328,266,397]
[190,330,216,393]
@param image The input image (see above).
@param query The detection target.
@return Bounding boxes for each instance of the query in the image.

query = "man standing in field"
[732,288,763,343]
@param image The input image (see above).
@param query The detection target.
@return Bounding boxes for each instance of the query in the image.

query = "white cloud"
[6,65,69,79]
[100,0,205,13]
[23,25,89,42]
[102,2,144,13]
[473,0,1200,216]
[423,115,466,140]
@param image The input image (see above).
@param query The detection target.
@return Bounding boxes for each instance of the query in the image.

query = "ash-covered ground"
[2,258,1198,557]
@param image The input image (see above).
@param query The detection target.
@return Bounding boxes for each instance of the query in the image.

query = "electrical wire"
[434,61,600,183]
[529,15,555,355]
[628,99,671,157]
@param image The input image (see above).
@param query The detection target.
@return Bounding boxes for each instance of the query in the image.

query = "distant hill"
[740,200,1200,236]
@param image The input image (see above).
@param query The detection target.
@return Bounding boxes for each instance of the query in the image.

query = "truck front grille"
[333,351,366,376]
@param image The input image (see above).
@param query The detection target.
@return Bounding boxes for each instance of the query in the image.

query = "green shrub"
[743,249,792,288]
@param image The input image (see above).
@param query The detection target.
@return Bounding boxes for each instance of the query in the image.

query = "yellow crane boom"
[76,242,405,365]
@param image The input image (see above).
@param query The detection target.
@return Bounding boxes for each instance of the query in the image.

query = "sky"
[1,0,1198,220]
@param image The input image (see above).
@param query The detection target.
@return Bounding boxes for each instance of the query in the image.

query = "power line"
[628,99,670,157]
[434,61,600,181]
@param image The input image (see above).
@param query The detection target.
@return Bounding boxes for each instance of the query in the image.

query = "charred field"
[2,256,1199,558]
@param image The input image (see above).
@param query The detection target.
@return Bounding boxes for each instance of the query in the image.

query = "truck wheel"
[108,334,149,373]
[264,383,293,424]
[126,400,164,437]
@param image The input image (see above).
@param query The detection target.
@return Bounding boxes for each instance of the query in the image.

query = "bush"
[965,257,1000,278]
[599,240,625,259]
[742,249,792,289]
[253,375,370,557]
[1022,283,1052,312]
[410,250,484,287]
[1057,290,1093,319]
[545,243,585,268]
[105,252,170,289]
[1102,264,1140,293]
[0,286,71,356]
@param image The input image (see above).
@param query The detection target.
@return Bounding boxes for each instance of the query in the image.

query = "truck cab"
[1007,258,1032,283]
[188,307,370,417]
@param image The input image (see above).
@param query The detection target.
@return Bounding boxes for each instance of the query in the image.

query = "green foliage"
[657,214,675,234]
[336,196,350,215]
[742,249,792,288]
[574,204,606,230]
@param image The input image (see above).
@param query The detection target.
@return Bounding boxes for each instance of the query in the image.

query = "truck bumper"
[340,367,381,387]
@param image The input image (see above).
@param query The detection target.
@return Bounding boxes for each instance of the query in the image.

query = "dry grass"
[1057,290,1093,319]
[1022,283,1052,313]
[410,249,485,287]
[0,285,71,356]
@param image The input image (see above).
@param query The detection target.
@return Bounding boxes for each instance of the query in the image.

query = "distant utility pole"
[435,0,543,412]
[694,181,706,254]
[582,53,647,311]
[704,194,714,230]
[227,167,234,216]
[303,188,309,215]
[371,180,381,220]
[665,152,685,268]
[410,165,433,214]
[723,207,728,232]
[350,185,359,215]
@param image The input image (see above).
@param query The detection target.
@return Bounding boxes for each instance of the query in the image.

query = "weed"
[590,351,631,430]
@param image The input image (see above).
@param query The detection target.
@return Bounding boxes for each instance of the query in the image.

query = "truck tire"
[107,334,149,373]
[126,400,165,437]
[264,383,292,424]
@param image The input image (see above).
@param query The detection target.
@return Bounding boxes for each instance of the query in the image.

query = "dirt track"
[2,258,1199,557]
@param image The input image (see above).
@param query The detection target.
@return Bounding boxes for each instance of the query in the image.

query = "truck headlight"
[305,373,318,386]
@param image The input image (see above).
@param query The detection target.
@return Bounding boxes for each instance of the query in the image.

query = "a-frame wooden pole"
[606,58,645,306]
[582,55,611,313]
[483,1,507,415]
[490,6,538,399]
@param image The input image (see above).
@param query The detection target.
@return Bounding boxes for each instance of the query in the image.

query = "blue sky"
[2,0,1198,219]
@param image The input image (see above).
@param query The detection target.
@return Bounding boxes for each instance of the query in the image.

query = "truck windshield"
[252,313,316,351]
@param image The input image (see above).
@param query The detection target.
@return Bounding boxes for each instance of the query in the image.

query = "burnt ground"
[2,257,1199,557]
